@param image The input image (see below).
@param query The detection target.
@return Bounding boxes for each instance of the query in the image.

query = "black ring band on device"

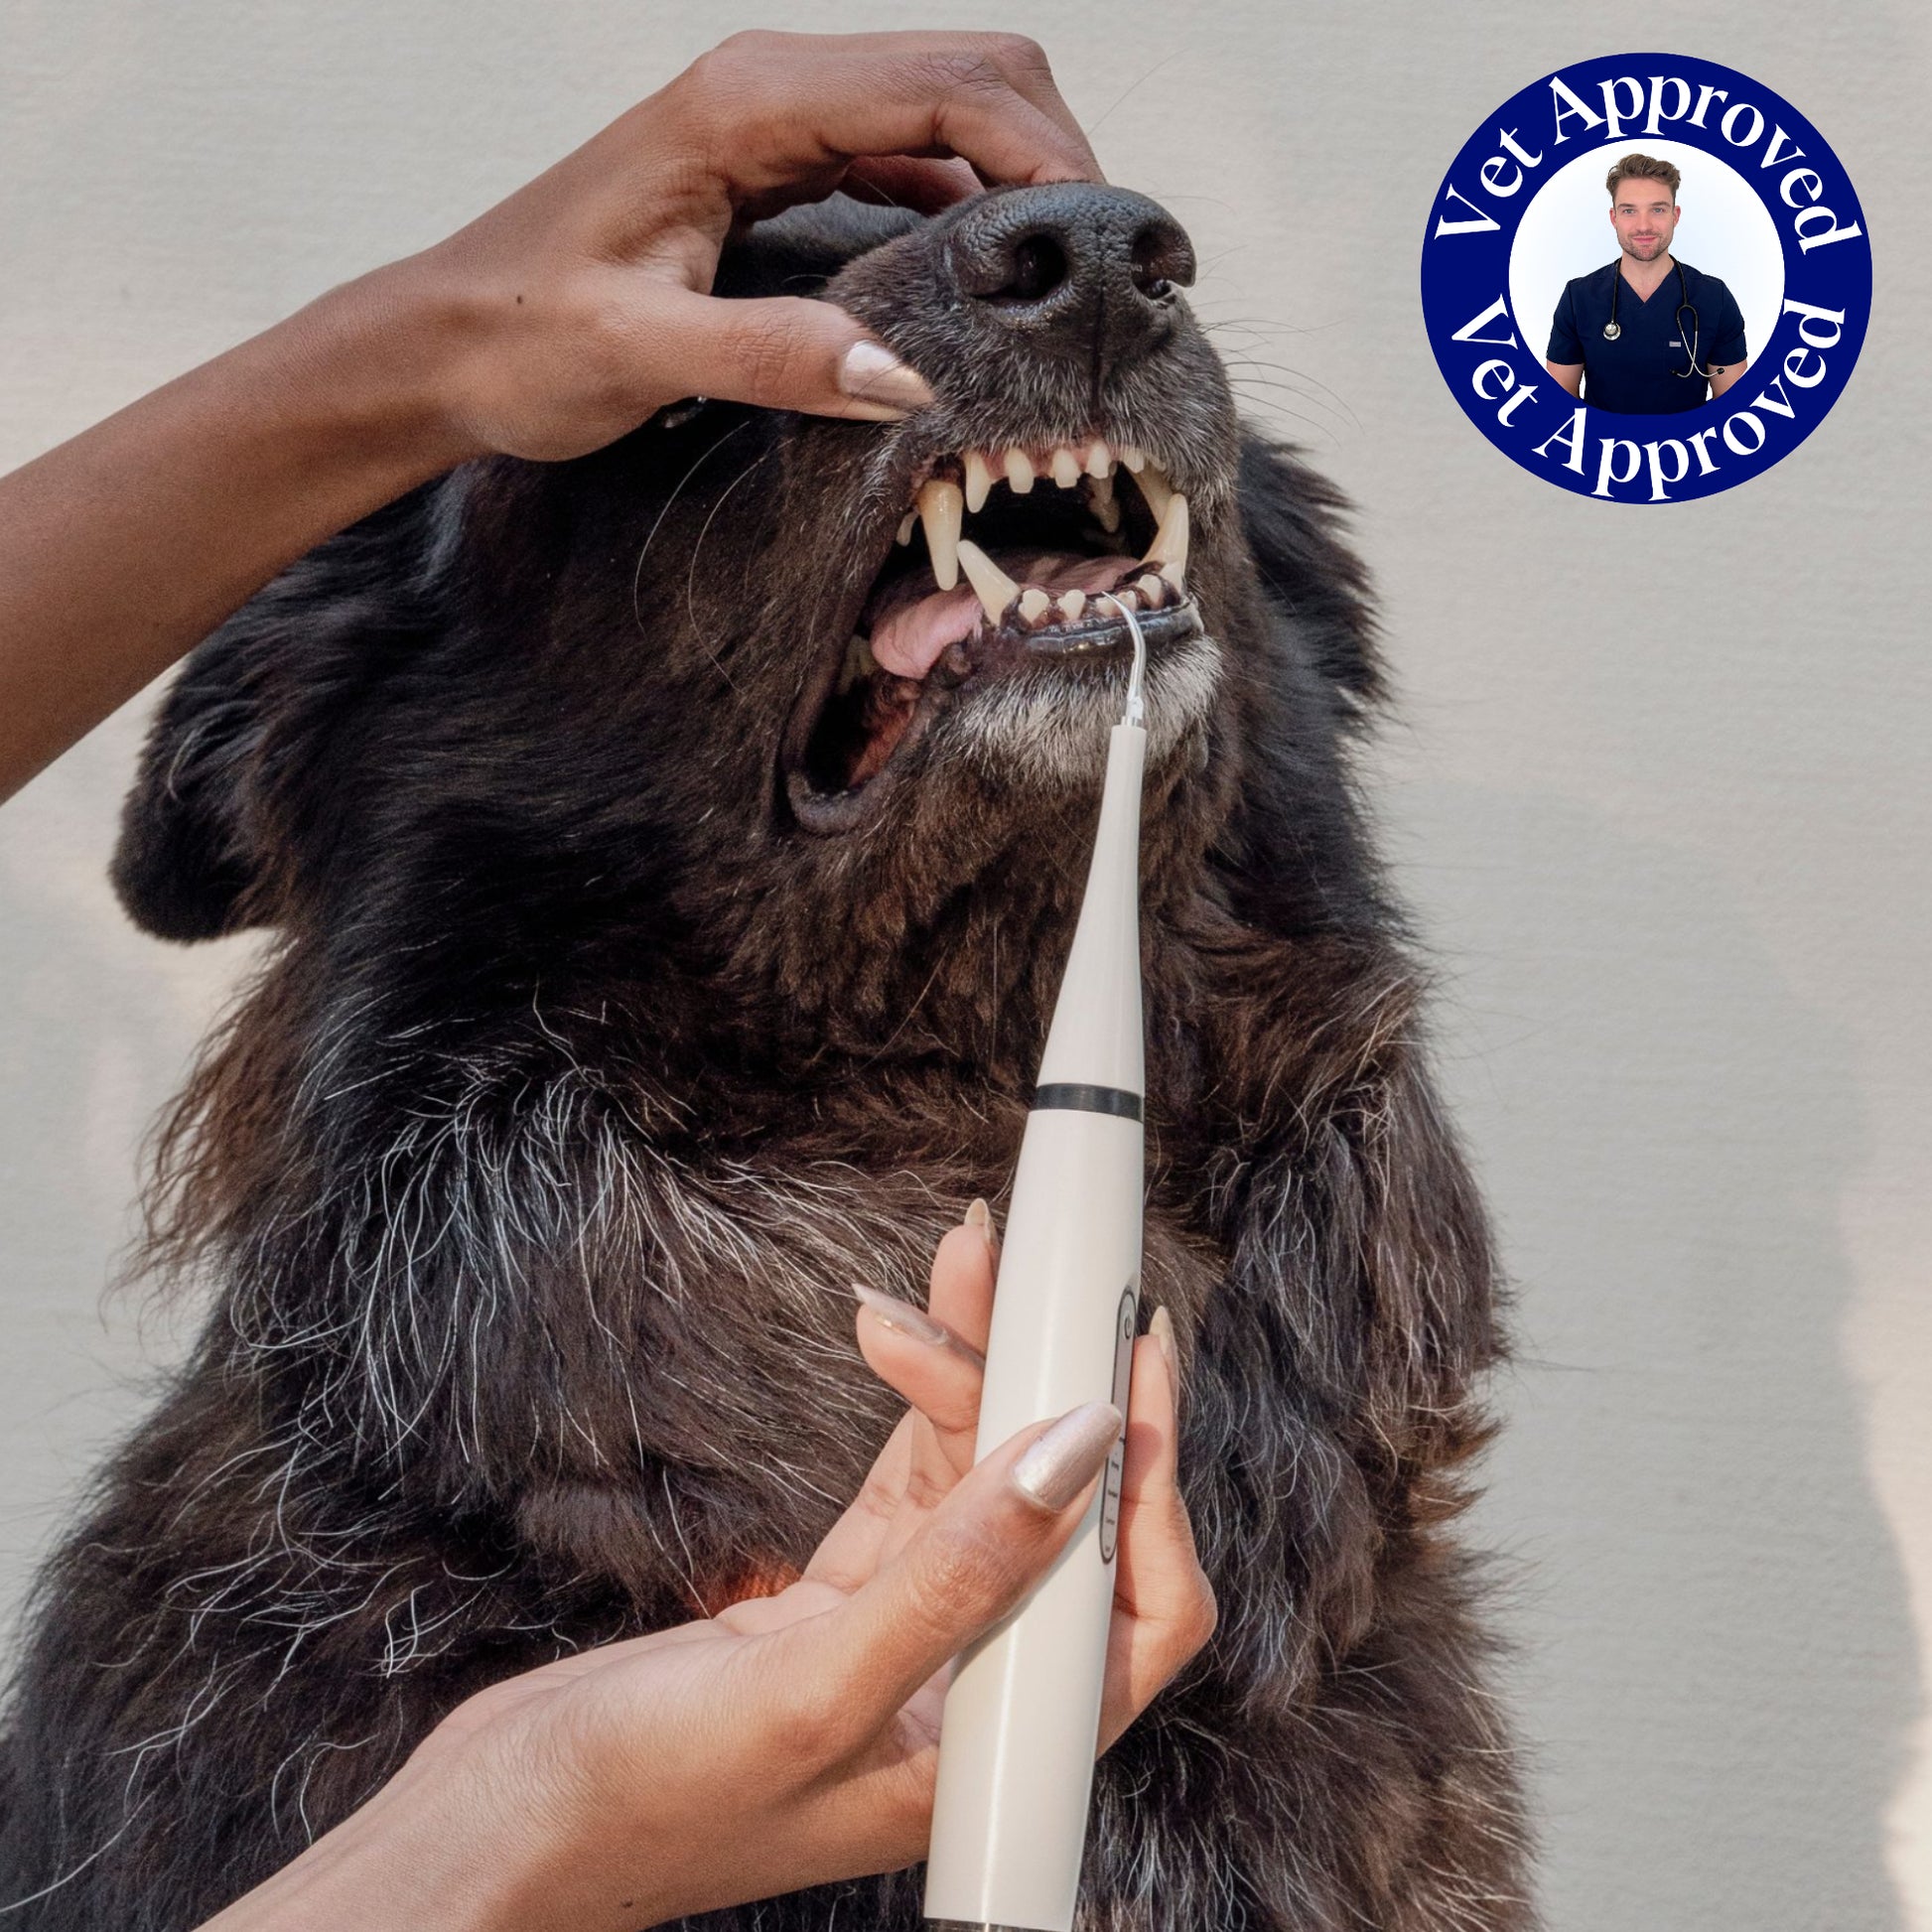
[1033,1083,1144,1121]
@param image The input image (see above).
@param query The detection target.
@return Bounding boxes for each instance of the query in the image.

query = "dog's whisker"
[630,417,755,642]
[682,444,775,695]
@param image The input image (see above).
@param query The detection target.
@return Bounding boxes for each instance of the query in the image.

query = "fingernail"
[964,1196,1000,1259]
[1149,1304,1177,1396]
[852,1281,950,1345]
[852,1283,985,1367]
[1011,1400,1123,1512]
[840,339,934,411]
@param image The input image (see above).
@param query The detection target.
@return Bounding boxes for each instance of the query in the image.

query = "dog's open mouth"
[785,438,1199,828]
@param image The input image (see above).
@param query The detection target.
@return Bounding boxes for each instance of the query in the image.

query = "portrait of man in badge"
[1545,154,1750,413]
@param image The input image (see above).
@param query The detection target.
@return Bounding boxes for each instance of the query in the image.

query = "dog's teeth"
[1084,438,1113,479]
[964,449,995,514]
[1113,586,1142,610]
[897,512,915,546]
[955,539,1020,629]
[917,479,964,592]
[1142,490,1188,587]
[1134,573,1166,608]
[1084,471,1121,534]
[1057,589,1087,622]
[1049,447,1082,488]
[1004,447,1036,494]
[1118,446,1147,473]
[1018,587,1052,625]
[838,633,877,694]
[1137,462,1174,520]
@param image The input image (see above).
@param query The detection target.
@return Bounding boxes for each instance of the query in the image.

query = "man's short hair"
[1607,153,1681,201]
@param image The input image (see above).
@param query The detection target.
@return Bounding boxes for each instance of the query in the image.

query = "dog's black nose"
[945,184,1195,377]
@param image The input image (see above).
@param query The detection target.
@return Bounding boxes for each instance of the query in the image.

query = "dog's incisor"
[0,186,1532,1928]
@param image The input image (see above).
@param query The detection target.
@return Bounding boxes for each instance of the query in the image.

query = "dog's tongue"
[867,551,1144,679]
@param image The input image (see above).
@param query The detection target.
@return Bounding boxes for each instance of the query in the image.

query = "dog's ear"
[110,480,460,941]
[1236,430,1382,709]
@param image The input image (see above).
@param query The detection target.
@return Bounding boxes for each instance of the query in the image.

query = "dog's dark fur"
[0,189,1531,1929]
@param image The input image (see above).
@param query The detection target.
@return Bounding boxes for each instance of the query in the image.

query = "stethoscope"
[1601,259,1712,378]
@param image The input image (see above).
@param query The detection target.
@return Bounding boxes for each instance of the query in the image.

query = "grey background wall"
[2,2,1926,1926]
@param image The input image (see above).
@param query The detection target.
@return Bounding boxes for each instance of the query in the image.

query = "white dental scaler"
[923,595,1151,1932]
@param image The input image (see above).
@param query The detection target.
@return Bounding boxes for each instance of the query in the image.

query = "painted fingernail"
[852,1281,950,1345]
[1011,1400,1123,1513]
[851,1282,986,1368]
[964,1196,1000,1259]
[1149,1304,1177,1396]
[840,339,934,411]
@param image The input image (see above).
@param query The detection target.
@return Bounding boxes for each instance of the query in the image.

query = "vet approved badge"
[1421,55,1869,502]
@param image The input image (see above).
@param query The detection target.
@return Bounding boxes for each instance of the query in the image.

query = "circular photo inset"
[1421,54,1870,503]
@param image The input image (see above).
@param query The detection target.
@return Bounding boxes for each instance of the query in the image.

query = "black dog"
[0,185,1532,1930]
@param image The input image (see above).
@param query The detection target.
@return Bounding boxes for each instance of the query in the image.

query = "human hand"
[386,30,1105,462]
[207,1206,1213,1932]
[0,30,1106,797]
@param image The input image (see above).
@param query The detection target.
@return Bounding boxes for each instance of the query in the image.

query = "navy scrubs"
[1547,260,1747,414]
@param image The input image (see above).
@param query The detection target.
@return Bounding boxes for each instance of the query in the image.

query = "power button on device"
[1099,1285,1137,1563]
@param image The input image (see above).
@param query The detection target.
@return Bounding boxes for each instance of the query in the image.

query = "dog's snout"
[945,185,1195,375]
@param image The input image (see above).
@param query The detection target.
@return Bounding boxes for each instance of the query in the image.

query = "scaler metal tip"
[1092,591,1147,730]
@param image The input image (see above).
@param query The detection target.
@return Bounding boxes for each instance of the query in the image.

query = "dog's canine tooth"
[1143,491,1188,587]
[1018,587,1052,625]
[964,449,995,514]
[917,480,964,592]
[1048,447,1082,489]
[955,539,1020,628]
[1084,438,1113,479]
[1137,462,1174,520]
[1134,573,1166,609]
[1004,447,1036,494]
[897,511,916,546]
[1117,445,1147,472]
[1057,589,1087,622]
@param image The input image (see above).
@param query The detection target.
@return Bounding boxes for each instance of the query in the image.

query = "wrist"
[194,1764,538,1932]
[263,258,494,491]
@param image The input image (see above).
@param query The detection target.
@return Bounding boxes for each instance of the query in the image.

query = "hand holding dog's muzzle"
[0,28,1107,798]
[401,29,1108,462]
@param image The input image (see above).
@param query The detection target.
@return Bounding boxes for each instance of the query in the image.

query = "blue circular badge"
[1421,55,1870,502]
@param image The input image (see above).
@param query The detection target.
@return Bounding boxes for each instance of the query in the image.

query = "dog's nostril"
[1130,222,1194,297]
[946,186,1196,377]
[1003,233,1070,304]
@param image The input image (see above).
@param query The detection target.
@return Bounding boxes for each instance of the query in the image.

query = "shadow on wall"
[1393,781,1918,1932]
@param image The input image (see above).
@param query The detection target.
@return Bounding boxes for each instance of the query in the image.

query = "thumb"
[776,1399,1125,1759]
[640,285,935,422]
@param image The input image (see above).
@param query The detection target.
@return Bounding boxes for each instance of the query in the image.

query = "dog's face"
[115,185,1380,1082]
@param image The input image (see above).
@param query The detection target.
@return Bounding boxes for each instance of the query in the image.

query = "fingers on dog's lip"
[842,154,982,212]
